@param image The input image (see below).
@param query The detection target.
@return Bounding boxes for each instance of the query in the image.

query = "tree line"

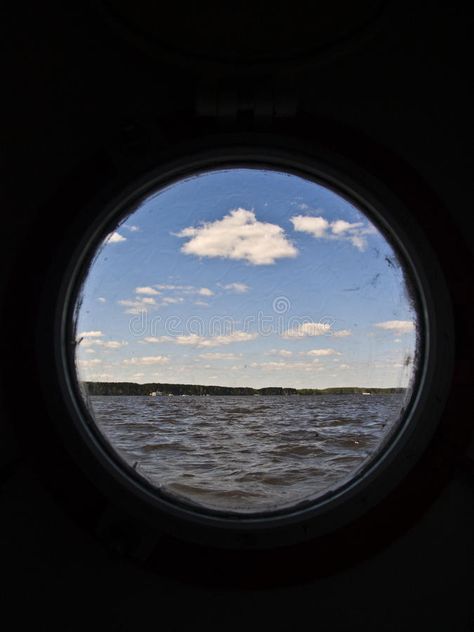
[82,382,405,396]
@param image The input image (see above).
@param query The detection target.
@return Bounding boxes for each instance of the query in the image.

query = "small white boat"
[362,391,371,395]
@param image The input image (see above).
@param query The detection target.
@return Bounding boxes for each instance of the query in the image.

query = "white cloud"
[122,356,169,366]
[290,215,374,251]
[119,289,189,313]
[78,337,128,349]
[124,224,140,232]
[250,360,322,371]
[135,286,160,295]
[176,208,298,265]
[291,215,329,238]
[198,352,242,361]
[332,329,352,337]
[78,330,103,338]
[282,322,331,338]
[339,364,351,369]
[301,348,340,357]
[330,219,363,235]
[79,338,100,348]
[85,348,96,354]
[87,373,115,381]
[120,281,221,313]
[155,284,192,290]
[266,349,293,357]
[143,331,257,348]
[105,231,126,244]
[97,297,107,303]
[99,340,128,349]
[118,298,157,314]
[220,282,250,294]
[374,320,415,334]
[153,284,216,299]
[350,236,366,251]
[77,358,103,367]
[198,287,214,296]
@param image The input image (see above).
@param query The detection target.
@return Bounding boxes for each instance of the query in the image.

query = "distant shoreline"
[82,381,406,397]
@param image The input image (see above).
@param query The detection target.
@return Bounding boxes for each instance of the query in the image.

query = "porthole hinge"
[195,78,298,128]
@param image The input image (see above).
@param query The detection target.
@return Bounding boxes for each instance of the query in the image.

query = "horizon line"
[81,380,406,391]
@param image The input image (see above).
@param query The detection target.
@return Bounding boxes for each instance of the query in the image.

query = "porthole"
[55,144,453,548]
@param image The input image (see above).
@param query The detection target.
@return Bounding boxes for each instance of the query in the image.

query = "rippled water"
[87,394,407,512]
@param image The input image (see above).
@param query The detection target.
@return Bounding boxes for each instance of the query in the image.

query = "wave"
[90,393,406,512]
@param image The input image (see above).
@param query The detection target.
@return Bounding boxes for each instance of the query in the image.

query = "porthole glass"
[71,166,420,514]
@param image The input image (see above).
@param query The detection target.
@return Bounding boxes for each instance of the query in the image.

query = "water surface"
[88,393,407,512]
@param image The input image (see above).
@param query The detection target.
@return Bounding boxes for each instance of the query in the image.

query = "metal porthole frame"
[38,133,455,551]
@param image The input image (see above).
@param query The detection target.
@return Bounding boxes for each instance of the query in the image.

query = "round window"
[57,146,452,546]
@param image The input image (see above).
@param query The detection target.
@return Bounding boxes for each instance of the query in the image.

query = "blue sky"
[75,168,417,388]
